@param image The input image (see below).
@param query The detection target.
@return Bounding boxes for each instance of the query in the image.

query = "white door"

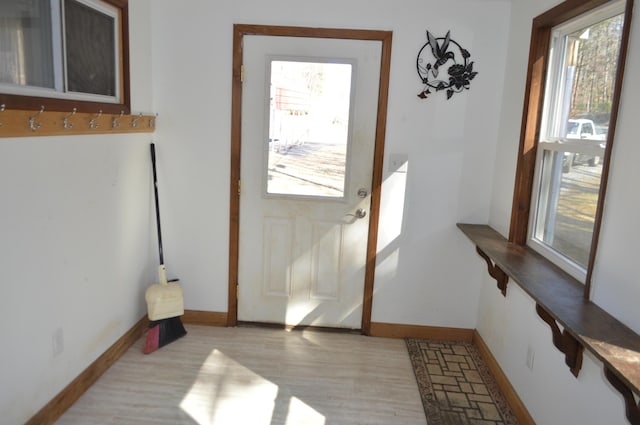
[238,35,381,329]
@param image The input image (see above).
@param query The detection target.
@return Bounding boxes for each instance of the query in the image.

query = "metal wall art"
[417,31,477,100]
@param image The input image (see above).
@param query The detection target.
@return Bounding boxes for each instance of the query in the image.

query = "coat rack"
[0,105,156,138]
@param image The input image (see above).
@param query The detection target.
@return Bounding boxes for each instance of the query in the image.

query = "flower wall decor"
[417,30,478,100]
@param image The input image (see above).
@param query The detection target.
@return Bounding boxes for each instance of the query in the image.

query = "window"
[266,59,354,198]
[530,2,626,281]
[510,0,632,293]
[0,0,129,113]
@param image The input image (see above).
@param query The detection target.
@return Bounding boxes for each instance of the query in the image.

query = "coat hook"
[131,112,143,128]
[112,110,124,128]
[89,110,102,129]
[149,113,158,129]
[28,106,45,132]
[63,108,77,129]
[0,104,5,128]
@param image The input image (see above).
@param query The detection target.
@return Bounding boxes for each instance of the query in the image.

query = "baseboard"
[182,309,228,326]
[472,330,536,425]
[369,322,474,341]
[25,315,150,425]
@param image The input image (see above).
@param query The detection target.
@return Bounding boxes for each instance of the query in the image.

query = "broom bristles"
[143,316,187,354]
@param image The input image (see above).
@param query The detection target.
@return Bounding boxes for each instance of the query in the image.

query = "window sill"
[458,223,640,423]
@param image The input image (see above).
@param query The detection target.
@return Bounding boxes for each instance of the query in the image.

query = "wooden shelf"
[458,223,640,424]
[0,106,155,137]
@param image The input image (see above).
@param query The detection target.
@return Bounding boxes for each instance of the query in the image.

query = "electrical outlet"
[526,345,535,370]
[52,328,64,357]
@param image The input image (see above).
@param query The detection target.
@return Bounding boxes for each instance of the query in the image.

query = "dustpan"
[146,265,184,321]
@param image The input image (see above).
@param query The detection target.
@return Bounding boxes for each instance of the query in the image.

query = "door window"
[266,59,354,199]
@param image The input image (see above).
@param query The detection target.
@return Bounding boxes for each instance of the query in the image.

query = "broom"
[143,143,187,354]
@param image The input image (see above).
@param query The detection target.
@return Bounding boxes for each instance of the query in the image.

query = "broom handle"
[150,143,164,266]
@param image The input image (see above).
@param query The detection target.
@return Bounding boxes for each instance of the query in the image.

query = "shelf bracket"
[605,367,640,425]
[536,303,583,377]
[475,246,509,296]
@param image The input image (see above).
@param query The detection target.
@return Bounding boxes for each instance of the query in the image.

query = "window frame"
[0,0,130,115]
[509,0,634,298]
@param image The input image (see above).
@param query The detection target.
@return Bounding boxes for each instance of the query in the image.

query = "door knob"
[357,188,368,198]
[345,208,367,219]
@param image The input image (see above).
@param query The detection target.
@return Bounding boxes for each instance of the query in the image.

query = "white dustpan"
[146,265,184,321]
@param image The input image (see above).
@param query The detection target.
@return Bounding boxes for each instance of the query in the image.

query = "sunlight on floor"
[286,397,326,425]
[180,349,326,425]
[55,326,426,424]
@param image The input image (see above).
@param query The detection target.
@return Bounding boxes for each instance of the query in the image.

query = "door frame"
[228,24,393,334]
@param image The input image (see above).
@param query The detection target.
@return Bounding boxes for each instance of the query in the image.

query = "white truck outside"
[563,118,606,172]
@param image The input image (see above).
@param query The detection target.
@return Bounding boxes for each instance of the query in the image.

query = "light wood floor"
[56,325,427,424]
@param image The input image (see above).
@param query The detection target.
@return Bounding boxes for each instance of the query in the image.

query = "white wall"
[149,0,511,329]
[0,1,156,423]
[480,0,640,424]
[19,0,639,422]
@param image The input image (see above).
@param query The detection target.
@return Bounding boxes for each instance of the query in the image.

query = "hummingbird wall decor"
[416,30,478,100]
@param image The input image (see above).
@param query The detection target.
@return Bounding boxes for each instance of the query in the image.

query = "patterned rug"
[406,339,519,425]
